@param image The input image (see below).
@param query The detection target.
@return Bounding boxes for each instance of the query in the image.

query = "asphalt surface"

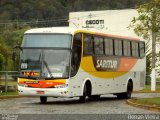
[0,93,160,120]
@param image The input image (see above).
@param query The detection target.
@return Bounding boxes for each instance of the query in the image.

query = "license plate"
[36,90,44,94]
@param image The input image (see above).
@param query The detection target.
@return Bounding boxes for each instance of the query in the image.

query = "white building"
[69,9,139,38]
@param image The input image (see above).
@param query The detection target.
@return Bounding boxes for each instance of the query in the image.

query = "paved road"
[0,93,160,114]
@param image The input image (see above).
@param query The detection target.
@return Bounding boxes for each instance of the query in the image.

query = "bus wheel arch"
[117,79,133,99]
[79,80,92,103]
[126,79,133,98]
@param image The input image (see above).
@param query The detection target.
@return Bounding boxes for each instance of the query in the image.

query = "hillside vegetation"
[0,0,148,70]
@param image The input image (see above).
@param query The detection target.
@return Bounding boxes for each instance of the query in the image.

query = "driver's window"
[71,33,82,77]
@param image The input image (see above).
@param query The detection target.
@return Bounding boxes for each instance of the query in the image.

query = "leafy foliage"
[0,53,5,70]
[129,0,160,39]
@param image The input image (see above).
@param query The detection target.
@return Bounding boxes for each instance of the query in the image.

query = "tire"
[90,95,100,100]
[79,84,87,103]
[40,96,47,104]
[117,81,133,99]
[125,81,133,99]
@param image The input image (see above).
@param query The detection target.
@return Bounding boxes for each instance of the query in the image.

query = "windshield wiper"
[42,51,54,79]
[43,61,54,79]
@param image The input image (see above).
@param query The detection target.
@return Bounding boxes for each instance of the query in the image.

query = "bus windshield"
[22,34,72,48]
[20,34,72,79]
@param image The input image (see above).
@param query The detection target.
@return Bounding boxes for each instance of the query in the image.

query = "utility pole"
[151,31,156,91]
[151,6,157,91]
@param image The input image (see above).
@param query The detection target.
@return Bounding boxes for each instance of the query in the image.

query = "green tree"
[0,36,7,70]
[129,0,160,90]
[130,0,160,39]
[0,53,5,70]
[0,24,31,70]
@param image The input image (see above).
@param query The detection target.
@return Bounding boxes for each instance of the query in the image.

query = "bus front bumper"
[18,86,71,97]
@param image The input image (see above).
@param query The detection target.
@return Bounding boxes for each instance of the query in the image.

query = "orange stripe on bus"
[18,78,66,88]
[80,56,137,78]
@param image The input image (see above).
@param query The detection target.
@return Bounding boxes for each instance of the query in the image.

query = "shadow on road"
[24,96,125,105]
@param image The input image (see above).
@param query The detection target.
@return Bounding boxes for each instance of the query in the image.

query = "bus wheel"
[40,96,47,104]
[90,95,100,100]
[79,84,87,103]
[125,81,133,99]
[117,81,133,99]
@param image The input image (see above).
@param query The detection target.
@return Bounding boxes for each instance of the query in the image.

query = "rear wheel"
[117,81,133,99]
[40,96,47,104]
[125,81,133,99]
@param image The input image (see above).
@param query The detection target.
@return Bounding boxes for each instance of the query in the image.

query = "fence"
[0,71,18,92]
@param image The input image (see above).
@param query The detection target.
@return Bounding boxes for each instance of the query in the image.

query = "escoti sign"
[69,12,107,31]
[69,9,138,37]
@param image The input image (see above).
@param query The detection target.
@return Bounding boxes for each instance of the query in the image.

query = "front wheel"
[79,85,87,103]
[125,81,133,99]
[40,96,47,104]
[90,95,100,100]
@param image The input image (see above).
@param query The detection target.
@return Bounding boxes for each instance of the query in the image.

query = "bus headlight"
[54,84,68,88]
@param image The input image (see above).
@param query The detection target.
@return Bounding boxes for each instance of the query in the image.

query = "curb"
[0,95,37,99]
[0,95,21,99]
[133,91,160,93]
[126,99,160,112]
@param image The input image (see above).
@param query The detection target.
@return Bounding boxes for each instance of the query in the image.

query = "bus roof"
[25,27,77,34]
[25,27,141,41]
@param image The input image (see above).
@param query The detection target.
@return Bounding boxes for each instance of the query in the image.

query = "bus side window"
[139,42,145,58]
[123,40,128,56]
[127,41,131,56]
[84,34,93,55]
[123,40,131,57]
[104,38,113,56]
[94,37,104,55]
[131,41,136,57]
[135,42,139,57]
[114,39,122,56]
[131,41,139,57]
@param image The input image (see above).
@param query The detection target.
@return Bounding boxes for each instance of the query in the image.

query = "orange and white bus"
[17,27,146,103]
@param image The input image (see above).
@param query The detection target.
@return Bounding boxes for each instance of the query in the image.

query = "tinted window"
[84,34,93,55]
[131,41,139,57]
[139,42,145,58]
[104,38,113,55]
[94,37,104,55]
[114,39,122,56]
[71,33,82,77]
[22,34,71,48]
[123,41,131,56]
